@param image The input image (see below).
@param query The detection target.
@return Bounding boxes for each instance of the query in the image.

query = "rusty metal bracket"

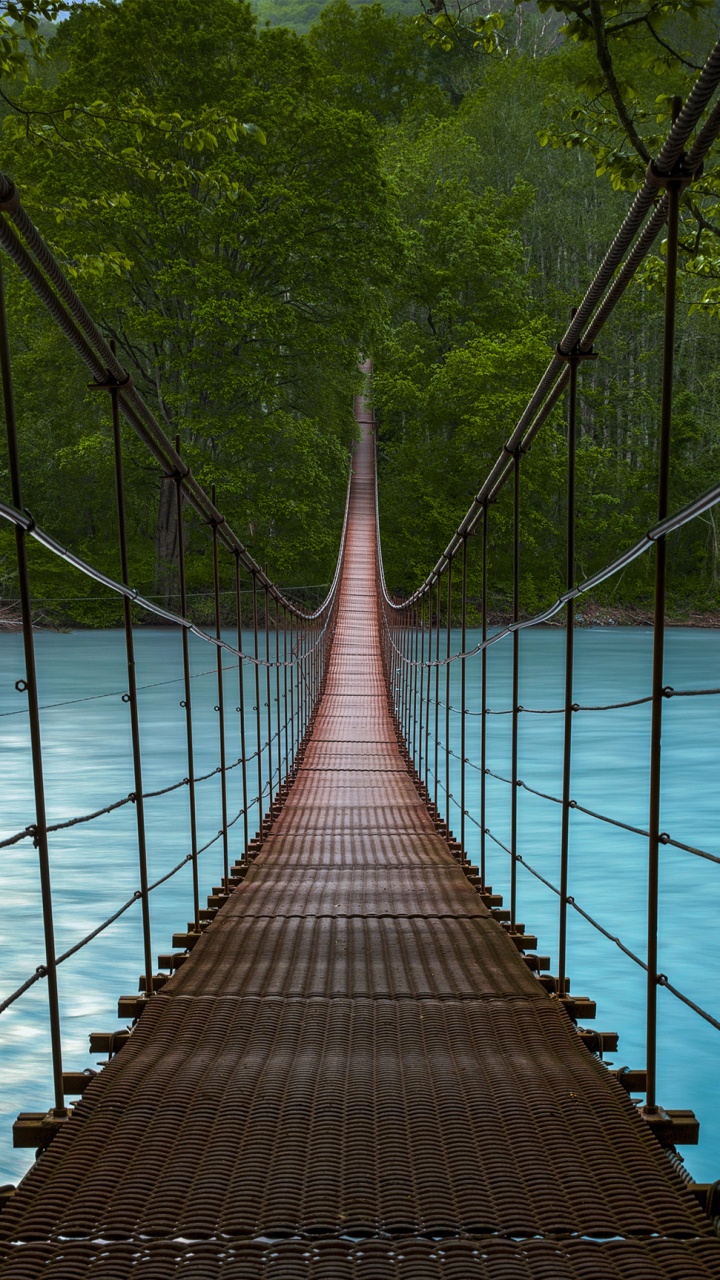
[612,1067,648,1095]
[639,1105,699,1146]
[89,1029,130,1057]
[576,1028,619,1055]
[62,1069,97,1098]
[13,1107,70,1150]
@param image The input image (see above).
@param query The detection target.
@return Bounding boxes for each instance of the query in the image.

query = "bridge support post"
[210,486,230,885]
[282,603,289,787]
[264,583,273,811]
[412,603,420,770]
[234,554,250,856]
[433,574,441,813]
[106,347,154,1007]
[175,438,200,930]
[480,503,488,887]
[415,596,420,778]
[0,261,65,1114]
[444,559,453,831]
[460,534,468,855]
[557,334,597,995]
[510,451,521,928]
[251,571,263,842]
[646,174,682,1114]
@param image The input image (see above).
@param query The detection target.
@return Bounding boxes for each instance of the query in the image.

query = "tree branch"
[644,18,702,71]
[588,0,651,163]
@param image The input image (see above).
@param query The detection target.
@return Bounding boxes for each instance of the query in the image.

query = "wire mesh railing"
[0,181,351,1140]
[377,34,720,1155]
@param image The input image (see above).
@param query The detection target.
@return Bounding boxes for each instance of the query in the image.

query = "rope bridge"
[1,30,720,1280]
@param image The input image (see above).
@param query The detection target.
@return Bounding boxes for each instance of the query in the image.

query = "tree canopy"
[0,0,719,623]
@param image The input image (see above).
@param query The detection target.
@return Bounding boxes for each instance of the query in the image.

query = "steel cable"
[0,184,350,625]
[377,40,720,611]
[482,827,720,1033]
[0,778,273,1016]
[0,735,276,851]
[436,686,720,717]
[0,660,253,719]
[0,497,335,669]
[459,757,720,867]
[381,473,720,671]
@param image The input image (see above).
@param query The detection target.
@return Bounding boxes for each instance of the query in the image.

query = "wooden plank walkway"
[1,412,719,1278]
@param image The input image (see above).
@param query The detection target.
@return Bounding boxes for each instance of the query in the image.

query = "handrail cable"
[437,687,720,717]
[0,497,340,670]
[0,660,279,719]
[447,749,720,867]
[0,172,349,625]
[0,778,273,1017]
[0,730,281,851]
[377,43,720,611]
[420,757,717,1039]
[422,758,720,1032]
[382,473,720,670]
[479,826,720,1034]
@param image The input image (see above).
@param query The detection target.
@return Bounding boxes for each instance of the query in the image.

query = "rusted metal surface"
[1,410,719,1278]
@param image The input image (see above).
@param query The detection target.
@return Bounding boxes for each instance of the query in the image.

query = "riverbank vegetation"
[0,0,719,626]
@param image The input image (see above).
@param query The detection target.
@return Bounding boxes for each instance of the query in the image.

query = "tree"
[2,0,400,602]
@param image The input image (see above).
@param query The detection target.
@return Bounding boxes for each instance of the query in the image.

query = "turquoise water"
[0,626,718,1186]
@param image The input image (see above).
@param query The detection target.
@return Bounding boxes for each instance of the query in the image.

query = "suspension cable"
[377,39,720,613]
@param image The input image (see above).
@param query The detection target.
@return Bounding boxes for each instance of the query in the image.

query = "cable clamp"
[646,153,702,191]
[87,370,134,393]
[556,341,598,363]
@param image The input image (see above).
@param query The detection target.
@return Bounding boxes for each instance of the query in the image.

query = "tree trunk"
[153,477,179,608]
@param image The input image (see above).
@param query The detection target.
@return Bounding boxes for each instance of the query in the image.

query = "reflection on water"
[0,626,718,1184]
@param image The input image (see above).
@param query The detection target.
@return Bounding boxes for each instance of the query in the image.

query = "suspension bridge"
[1,30,720,1280]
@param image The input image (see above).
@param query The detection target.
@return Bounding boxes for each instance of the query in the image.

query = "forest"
[0,0,720,625]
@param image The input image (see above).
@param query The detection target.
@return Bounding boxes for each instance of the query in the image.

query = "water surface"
[0,626,718,1185]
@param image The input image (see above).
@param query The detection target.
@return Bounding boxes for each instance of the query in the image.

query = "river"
[1,626,718,1186]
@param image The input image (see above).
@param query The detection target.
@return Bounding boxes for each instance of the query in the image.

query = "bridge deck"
[1,416,719,1278]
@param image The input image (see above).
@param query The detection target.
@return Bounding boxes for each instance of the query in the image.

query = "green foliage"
[1,0,400,610]
[0,0,71,79]
[1,0,719,627]
[308,0,441,123]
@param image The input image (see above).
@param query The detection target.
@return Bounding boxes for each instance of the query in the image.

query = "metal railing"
[377,35,720,1131]
[0,185,351,1124]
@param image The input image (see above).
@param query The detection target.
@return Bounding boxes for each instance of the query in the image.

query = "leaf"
[242,122,267,144]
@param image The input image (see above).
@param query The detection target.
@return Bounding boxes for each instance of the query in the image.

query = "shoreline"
[1,602,720,632]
